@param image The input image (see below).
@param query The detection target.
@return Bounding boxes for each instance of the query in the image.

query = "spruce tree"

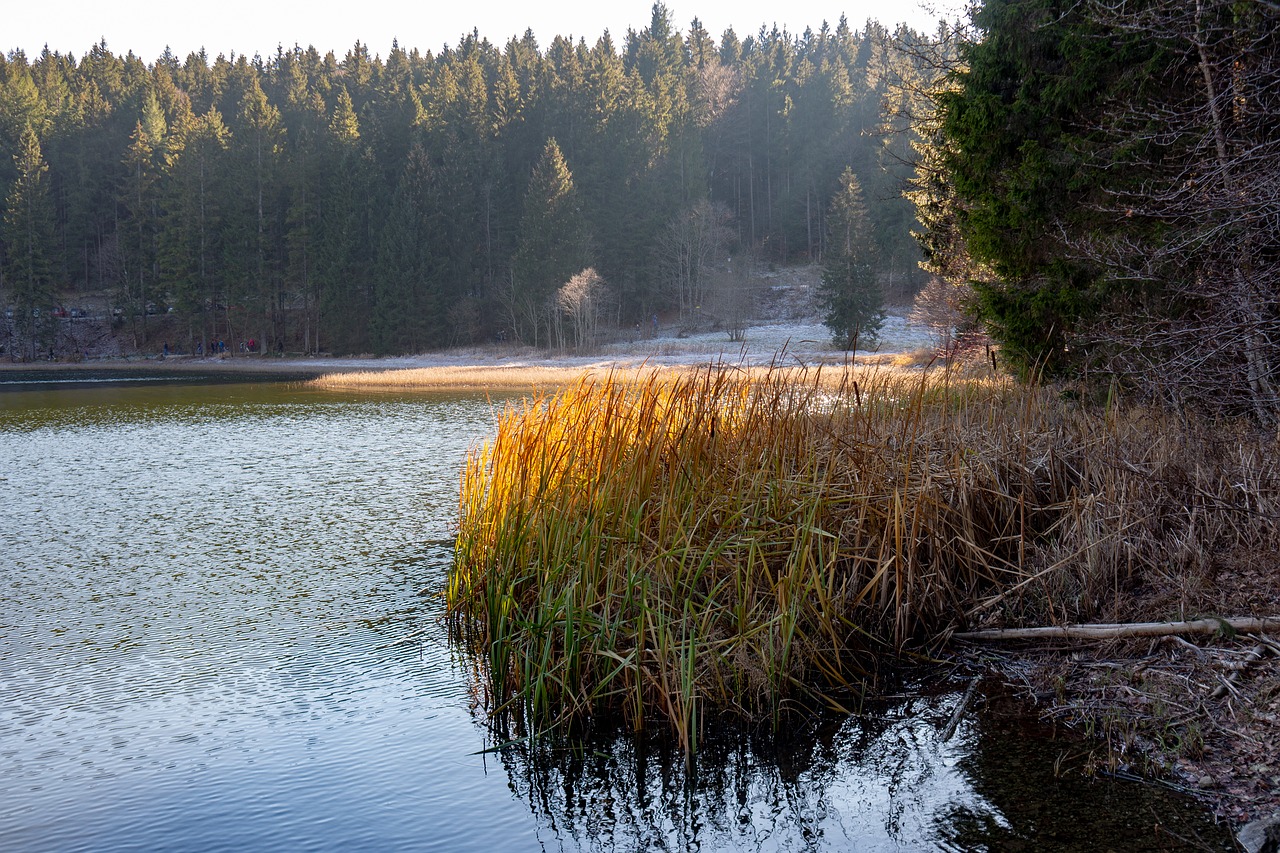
[935,0,1120,378]
[158,109,229,352]
[225,77,284,353]
[511,137,590,346]
[120,113,163,342]
[314,90,374,354]
[3,123,56,359]
[371,142,442,354]
[819,168,882,349]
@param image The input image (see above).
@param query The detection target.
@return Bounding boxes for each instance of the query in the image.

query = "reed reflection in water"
[491,687,1232,852]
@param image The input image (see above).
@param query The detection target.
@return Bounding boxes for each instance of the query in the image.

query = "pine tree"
[935,0,1118,378]
[280,61,327,354]
[225,77,284,353]
[0,61,47,187]
[371,142,442,354]
[819,168,882,349]
[314,91,374,354]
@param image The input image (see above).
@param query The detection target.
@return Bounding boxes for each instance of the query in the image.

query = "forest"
[0,4,943,358]
[917,0,1279,419]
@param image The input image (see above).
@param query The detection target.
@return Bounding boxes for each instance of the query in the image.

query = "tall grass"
[447,364,1280,750]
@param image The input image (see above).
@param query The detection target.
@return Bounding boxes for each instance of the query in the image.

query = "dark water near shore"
[0,365,323,393]
[0,377,1234,851]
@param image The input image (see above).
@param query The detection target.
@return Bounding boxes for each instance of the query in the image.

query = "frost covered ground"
[4,281,936,374]
[240,310,937,376]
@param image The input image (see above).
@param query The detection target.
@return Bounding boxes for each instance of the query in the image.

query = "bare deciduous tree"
[556,267,606,352]
[706,255,758,342]
[656,200,735,326]
[909,275,987,354]
[1069,0,1280,421]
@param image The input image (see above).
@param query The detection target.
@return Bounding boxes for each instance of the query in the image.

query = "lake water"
[0,372,1235,851]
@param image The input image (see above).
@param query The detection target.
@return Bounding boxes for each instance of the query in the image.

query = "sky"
[6,0,963,63]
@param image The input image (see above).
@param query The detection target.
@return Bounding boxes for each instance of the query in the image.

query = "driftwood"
[940,676,982,742]
[953,617,1280,642]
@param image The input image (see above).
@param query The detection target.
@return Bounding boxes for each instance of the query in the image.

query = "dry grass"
[307,364,603,391]
[307,359,942,393]
[446,362,1280,752]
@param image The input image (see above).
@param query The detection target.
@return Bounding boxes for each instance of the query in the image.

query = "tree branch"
[953,617,1280,642]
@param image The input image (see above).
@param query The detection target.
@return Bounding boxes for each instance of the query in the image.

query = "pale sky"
[7,0,962,63]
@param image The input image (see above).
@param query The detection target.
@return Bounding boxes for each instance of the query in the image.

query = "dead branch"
[1209,643,1271,698]
[954,617,1280,642]
[941,675,982,741]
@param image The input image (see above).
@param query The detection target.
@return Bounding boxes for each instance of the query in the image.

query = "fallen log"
[953,617,1280,642]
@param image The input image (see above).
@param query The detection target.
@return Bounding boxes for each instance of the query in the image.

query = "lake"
[0,372,1234,851]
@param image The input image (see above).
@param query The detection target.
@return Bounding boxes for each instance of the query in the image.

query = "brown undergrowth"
[967,553,1280,825]
[445,361,1280,773]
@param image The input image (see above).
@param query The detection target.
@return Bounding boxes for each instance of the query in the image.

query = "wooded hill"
[0,4,943,357]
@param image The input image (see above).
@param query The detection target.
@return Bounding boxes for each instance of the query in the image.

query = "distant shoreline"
[0,316,936,392]
[0,355,391,374]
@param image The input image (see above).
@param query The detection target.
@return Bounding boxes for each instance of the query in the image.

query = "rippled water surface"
[0,376,1234,851]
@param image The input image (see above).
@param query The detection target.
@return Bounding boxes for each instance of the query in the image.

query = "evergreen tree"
[313,90,375,354]
[3,123,56,358]
[511,137,590,346]
[279,56,327,354]
[224,77,284,352]
[935,0,1122,377]
[818,168,882,348]
[0,59,47,185]
[119,95,166,342]
[159,109,228,352]
[371,142,442,354]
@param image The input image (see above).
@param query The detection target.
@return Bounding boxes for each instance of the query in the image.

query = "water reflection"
[0,366,322,393]
[936,695,1233,851]
[491,689,1234,851]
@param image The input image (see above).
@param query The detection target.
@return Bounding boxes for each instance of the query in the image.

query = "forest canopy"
[0,4,941,357]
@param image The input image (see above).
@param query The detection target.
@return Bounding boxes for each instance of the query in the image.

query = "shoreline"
[0,353,424,373]
[0,315,937,379]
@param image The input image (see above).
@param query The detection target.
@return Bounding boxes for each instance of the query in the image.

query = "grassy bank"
[446,363,1280,754]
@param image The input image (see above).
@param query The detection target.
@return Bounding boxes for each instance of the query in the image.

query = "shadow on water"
[0,366,326,392]
[490,681,1235,852]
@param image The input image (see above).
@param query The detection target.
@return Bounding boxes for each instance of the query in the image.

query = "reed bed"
[447,364,1280,751]
[309,360,933,392]
[308,364,604,391]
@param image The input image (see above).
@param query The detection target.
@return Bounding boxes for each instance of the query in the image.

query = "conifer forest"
[0,5,941,357]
